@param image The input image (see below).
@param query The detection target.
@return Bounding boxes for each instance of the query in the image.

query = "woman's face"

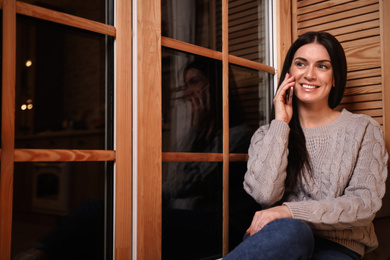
[184,68,210,109]
[289,43,334,108]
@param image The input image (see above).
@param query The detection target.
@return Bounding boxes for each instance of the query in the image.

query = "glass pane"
[162,48,223,153]
[12,162,109,259]
[230,64,271,130]
[229,0,270,64]
[228,162,261,250]
[15,15,109,150]
[19,0,107,24]
[162,162,223,259]
[162,0,222,51]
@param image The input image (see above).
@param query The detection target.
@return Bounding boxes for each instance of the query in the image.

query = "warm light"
[21,104,27,110]
[25,60,32,67]
[27,104,33,110]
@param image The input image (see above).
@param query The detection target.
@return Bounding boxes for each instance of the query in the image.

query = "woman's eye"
[318,64,330,69]
[296,62,305,67]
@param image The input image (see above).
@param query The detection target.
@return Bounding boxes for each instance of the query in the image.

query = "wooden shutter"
[293,0,383,125]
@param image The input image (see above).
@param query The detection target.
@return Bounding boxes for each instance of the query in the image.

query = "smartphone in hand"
[285,87,294,104]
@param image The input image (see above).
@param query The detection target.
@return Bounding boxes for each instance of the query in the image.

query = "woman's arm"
[243,119,290,206]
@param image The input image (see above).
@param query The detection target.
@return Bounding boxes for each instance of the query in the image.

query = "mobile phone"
[285,87,293,104]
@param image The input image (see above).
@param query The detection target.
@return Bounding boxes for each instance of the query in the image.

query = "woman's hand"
[274,73,295,124]
[246,205,292,236]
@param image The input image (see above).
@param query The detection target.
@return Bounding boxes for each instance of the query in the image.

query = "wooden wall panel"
[294,0,383,124]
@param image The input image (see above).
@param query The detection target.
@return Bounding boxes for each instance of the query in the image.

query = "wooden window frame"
[0,1,120,259]
[135,1,276,259]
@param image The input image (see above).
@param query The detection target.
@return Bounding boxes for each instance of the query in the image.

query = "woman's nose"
[304,66,316,80]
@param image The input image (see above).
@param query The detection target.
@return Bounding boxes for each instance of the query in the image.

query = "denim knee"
[224,218,314,260]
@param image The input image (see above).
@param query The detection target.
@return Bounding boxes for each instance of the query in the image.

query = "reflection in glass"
[230,64,271,129]
[15,15,109,149]
[162,48,222,153]
[12,162,107,259]
[162,162,223,259]
[19,0,107,24]
[229,0,270,64]
[162,0,222,51]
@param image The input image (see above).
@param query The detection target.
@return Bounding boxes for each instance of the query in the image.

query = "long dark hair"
[273,31,347,198]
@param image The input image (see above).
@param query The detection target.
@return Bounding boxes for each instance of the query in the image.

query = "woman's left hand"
[246,205,292,236]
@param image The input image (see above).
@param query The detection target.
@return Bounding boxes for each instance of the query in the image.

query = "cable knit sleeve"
[243,119,290,207]
[284,118,388,231]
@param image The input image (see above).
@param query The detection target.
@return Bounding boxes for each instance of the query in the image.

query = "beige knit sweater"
[243,109,388,257]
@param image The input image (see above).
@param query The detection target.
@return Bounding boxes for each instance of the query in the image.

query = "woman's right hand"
[273,73,295,124]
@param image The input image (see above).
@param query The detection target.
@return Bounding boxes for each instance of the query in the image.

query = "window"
[0,1,115,259]
[159,0,275,258]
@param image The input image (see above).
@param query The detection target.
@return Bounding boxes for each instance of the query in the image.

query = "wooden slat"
[298,1,378,22]
[297,12,379,32]
[343,85,382,96]
[344,42,381,72]
[297,0,355,15]
[13,149,115,161]
[354,108,383,117]
[0,0,16,259]
[16,1,116,36]
[338,100,383,111]
[297,0,332,9]
[325,20,379,39]
[336,28,380,43]
[341,93,382,104]
[347,68,381,80]
[347,76,381,88]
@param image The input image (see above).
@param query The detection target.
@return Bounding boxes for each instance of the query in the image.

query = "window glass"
[162,0,222,51]
[162,162,223,259]
[228,162,261,250]
[162,48,223,153]
[230,64,271,130]
[228,0,270,64]
[15,15,110,150]
[12,162,108,259]
[19,0,107,24]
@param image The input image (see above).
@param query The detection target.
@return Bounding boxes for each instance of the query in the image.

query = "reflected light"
[25,60,32,67]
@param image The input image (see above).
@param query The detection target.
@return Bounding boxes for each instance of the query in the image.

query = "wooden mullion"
[115,0,132,258]
[162,36,223,60]
[15,1,116,36]
[0,0,16,259]
[222,0,229,256]
[161,36,275,74]
[13,149,115,162]
[137,1,161,259]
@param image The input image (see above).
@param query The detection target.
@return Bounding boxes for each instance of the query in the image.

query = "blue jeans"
[223,218,361,260]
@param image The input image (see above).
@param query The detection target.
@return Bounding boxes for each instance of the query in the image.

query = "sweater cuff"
[283,201,312,220]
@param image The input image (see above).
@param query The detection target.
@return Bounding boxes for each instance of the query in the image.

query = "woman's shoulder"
[343,109,382,129]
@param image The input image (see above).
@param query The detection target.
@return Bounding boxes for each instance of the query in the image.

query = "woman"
[224,31,388,259]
